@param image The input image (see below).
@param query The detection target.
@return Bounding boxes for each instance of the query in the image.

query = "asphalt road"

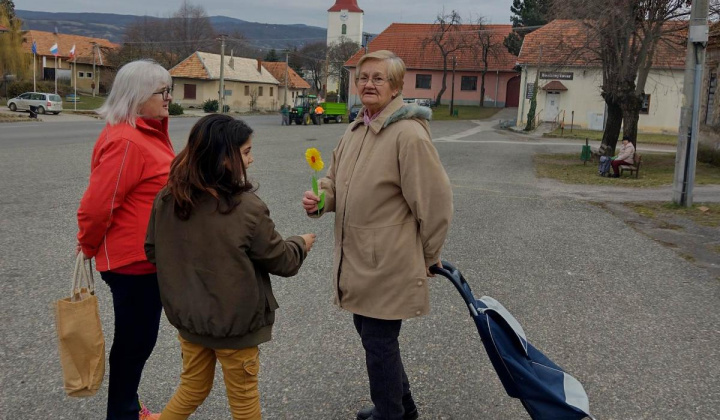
[0,113,718,419]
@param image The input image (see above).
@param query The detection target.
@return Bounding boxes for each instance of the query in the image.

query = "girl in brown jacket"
[146,114,316,419]
[302,50,453,420]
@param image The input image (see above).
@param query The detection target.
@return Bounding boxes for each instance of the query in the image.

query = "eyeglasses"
[153,87,173,100]
[356,76,389,86]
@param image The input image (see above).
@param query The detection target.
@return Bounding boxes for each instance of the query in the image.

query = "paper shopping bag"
[54,253,105,397]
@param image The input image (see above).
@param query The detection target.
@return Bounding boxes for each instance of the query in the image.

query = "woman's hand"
[75,242,91,260]
[302,190,320,213]
[300,233,317,252]
[426,259,442,277]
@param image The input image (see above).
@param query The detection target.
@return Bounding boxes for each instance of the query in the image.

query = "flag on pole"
[50,43,58,56]
[69,44,76,60]
[32,41,37,55]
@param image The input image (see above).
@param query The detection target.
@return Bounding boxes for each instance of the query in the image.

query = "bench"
[619,153,642,178]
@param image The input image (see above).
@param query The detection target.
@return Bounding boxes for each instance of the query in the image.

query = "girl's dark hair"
[167,114,255,220]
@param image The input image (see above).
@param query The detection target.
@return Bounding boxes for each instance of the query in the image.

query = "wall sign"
[540,72,573,80]
[526,83,535,99]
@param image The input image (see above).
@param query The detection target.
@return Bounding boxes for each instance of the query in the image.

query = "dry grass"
[544,127,678,145]
[534,153,720,187]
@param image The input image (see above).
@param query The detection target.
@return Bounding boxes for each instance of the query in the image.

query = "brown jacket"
[315,96,453,320]
[145,190,307,349]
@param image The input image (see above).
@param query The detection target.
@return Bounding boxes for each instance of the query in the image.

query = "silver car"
[7,92,63,115]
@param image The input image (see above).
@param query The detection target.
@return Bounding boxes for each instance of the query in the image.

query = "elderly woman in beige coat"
[302,50,453,420]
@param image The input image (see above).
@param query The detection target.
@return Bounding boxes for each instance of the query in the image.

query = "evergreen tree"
[1,0,15,19]
[0,4,29,83]
[503,0,549,56]
[264,48,280,62]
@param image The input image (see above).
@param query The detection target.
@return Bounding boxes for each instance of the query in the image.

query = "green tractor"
[289,94,316,125]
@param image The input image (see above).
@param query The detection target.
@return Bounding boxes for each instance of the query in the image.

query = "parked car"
[403,98,433,107]
[7,92,63,115]
[348,105,362,123]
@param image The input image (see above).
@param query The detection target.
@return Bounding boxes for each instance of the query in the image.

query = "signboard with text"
[526,83,535,99]
[540,72,573,80]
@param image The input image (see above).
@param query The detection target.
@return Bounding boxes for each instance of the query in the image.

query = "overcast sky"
[18,0,515,33]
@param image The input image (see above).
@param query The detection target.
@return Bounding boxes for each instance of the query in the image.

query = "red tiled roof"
[345,23,517,72]
[262,62,311,89]
[22,30,118,64]
[328,0,363,13]
[541,80,568,90]
[169,52,209,79]
[0,25,8,32]
[517,19,686,69]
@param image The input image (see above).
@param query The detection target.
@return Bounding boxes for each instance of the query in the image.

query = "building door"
[505,75,520,107]
[544,91,560,121]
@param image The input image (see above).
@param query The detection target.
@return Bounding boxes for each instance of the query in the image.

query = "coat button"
[417,280,423,286]
[415,310,421,315]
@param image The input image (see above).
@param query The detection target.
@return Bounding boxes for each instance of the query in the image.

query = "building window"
[86,72,93,79]
[415,74,431,89]
[224,89,232,97]
[184,84,196,100]
[259,86,263,96]
[461,76,477,91]
[78,72,84,78]
[640,94,651,114]
[245,85,250,96]
[342,24,347,35]
[270,87,274,97]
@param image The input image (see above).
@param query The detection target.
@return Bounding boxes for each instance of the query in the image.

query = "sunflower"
[305,147,324,172]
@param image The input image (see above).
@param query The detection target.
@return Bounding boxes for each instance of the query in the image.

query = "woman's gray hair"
[356,50,406,92]
[97,59,172,126]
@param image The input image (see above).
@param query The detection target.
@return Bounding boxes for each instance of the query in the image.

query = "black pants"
[353,314,417,420]
[101,271,162,420]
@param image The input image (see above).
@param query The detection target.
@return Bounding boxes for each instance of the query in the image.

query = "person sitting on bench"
[611,136,636,178]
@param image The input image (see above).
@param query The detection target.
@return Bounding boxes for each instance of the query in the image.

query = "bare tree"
[552,0,689,150]
[422,10,474,106]
[299,42,327,93]
[0,4,29,82]
[327,37,362,102]
[167,1,216,61]
[108,16,176,69]
[472,19,506,106]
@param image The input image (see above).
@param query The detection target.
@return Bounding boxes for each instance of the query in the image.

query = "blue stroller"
[598,155,612,177]
[431,261,595,420]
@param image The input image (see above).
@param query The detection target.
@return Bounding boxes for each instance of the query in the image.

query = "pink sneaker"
[139,402,161,420]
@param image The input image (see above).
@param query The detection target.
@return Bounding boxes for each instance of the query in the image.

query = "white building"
[516,20,686,134]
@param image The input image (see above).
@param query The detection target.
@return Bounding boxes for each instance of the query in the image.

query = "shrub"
[168,102,184,115]
[202,99,219,113]
[8,81,70,97]
[698,144,720,167]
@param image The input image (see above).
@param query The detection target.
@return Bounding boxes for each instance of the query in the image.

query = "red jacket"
[78,118,174,272]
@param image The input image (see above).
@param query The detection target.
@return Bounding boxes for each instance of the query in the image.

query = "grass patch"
[544,127,678,146]
[659,202,720,227]
[627,204,656,218]
[712,244,720,254]
[534,153,720,187]
[0,113,35,123]
[431,105,502,121]
[63,94,106,111]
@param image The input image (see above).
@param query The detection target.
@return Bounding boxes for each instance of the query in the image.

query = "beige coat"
[315,96,453,320]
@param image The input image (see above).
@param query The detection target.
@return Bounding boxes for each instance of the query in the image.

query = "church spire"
[327,0,363,13]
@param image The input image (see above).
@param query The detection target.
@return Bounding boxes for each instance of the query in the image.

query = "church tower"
[327,0,364,46]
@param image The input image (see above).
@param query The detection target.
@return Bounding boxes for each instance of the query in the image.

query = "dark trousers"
[101,271,163,420]
[611,159,633,175]
[353,314,416,420]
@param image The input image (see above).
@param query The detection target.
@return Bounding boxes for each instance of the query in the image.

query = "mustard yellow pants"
[159,335,261,420]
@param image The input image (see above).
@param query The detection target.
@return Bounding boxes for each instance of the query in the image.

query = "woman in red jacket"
[76,59,175,420]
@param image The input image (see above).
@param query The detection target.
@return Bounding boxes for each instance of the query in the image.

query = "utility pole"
[91,42,97,97]
[218,35,226,113]
[284,50,289,107]
[672,0,709,207]
[450,56,457,116]
[363,33,372,54]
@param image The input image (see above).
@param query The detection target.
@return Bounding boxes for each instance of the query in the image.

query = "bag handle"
[71,253,95,301]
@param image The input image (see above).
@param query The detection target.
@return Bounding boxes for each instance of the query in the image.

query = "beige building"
[170,52,280,112]
[262,62,311,107]
[516,20,686,134]
[22,30,117,94]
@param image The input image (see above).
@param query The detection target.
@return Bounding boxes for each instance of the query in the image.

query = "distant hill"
[16,10,327,50]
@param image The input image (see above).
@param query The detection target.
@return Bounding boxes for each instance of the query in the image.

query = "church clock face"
[340,11,349,21]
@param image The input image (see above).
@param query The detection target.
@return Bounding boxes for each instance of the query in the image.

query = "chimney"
[257,59,262,73]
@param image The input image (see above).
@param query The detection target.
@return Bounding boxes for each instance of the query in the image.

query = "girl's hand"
[300,233,317,252]
[302,190,320,213]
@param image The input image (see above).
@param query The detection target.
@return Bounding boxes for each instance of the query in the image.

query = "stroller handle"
[430,260,478,311]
